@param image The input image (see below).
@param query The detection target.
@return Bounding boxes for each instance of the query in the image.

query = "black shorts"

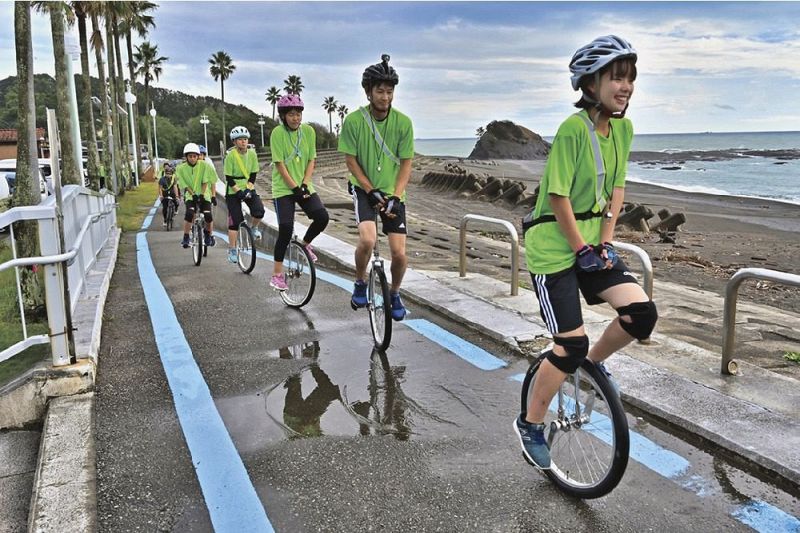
[531,259,639,334]
[184,198,211,222]
[274,193,325,226]
[226,193,266,229]
[348,183,407,235]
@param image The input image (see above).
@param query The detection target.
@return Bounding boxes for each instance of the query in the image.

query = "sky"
[2,1,800,138]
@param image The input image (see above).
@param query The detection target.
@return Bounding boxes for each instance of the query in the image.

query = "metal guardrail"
[611,241,653,300]
[721,268,800,375]
[459,214,519,296]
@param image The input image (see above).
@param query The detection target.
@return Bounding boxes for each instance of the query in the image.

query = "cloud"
[714,104,736,111]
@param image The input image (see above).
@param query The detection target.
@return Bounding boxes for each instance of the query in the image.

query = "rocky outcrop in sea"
[468,120,551,160]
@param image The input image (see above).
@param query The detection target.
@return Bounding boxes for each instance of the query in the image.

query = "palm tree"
[208,50,235,142]
[476,126,486,138]
[120,1,157,179]
[133,41,167,170]
[105,7,127,190]
[89,6,114,191]
[265,86,281,120]
[71,1,101,189]
[35,1,81,185]
[283,75,304,96]
[337,104,349,134]
[108,2,132,186]
[322,96,338,134]
[13,0,44,311]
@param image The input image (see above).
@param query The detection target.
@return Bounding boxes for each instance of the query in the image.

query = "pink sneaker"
[304,243,318,263]
[270,274,288,291]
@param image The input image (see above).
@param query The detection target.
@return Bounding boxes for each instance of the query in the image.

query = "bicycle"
[236,219,256,274]
[351,212,392,351]
[279,235,316,308]
[519,353,630,499]
[189,205,207,266]
[164,197,177,231]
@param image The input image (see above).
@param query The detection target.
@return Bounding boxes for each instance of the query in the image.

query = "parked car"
[0,159,49,202]
[0,171,11,201]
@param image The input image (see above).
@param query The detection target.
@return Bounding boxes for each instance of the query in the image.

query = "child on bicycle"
[338,54,414,321]
[268,94,329,291]
[514,36,658,470]
[158,162,179,228]
[176,143,218,248]
[224,126,265,264]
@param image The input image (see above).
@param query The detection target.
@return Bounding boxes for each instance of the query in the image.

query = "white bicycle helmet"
[569,35,637,91]
[229,126,250,141]
[183,142,200,155]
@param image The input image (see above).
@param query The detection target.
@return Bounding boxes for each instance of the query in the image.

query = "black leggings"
[273,193,329,262]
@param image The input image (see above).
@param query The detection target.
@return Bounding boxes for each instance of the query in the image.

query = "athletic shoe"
[351,280,368,308]
[390,292,407,321]
[513,415,550,470]
[180,234,190,248]
[227,248,238,264]
[595,361,620,396]
[270,274,288,291]
[204,234,215,247]
[252,227,262,240]
[162,221,167,228]
[304,243,318,262]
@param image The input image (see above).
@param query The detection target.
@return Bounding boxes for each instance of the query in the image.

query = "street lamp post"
[124,81,140,186]
[258,115,266,147]
[149,105,159,176]
[200,114,210,152]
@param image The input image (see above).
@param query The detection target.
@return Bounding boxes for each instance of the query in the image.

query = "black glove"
[383,195,401,216]
[367,188,387,207]
[235,189,246,201]
[597,242,619,267]
[192,194,200,203]
[244,189,254,201]
[301,183,311,197]
[211,196,217,207]
[576,244,607,273]
[292,186,305,201]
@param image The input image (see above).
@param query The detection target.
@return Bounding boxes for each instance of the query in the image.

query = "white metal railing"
[721,268,800,375]
[459,214,520,296]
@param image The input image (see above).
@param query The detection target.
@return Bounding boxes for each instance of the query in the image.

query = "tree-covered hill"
[0,74,337,158]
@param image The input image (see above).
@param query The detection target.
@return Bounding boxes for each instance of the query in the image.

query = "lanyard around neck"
[283,125,303,165]
[360,106,400,167]
[575,112,608,212]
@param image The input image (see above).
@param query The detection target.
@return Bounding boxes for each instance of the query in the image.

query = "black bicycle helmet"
[361,54,399,90]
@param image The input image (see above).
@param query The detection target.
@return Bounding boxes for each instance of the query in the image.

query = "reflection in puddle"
[269,340,320,360]
[267,349,450,440]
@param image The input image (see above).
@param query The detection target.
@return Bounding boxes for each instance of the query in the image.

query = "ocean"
[414,131,800,205]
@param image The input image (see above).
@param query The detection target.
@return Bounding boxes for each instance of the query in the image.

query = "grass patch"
[0,243,49,386]
[117,182,158,231]
[784,351,800,364]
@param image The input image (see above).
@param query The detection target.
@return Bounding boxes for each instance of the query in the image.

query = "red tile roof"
[0,128,46,143]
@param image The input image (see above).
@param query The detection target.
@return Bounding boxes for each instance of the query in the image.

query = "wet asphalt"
[92,210,796,532]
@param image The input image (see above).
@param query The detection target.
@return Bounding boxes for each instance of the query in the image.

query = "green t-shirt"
[270,123,317,199]
[338,106,414,201]
[223,147,259,195]
[525,111,633,274]
[175,161,218,201]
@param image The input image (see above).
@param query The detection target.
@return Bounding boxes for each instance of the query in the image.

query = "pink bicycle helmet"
[277,94,304,110]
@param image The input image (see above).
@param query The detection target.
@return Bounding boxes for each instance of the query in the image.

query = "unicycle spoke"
[368,264,392,351]
[237,222,256,274]
[279,240,316,308]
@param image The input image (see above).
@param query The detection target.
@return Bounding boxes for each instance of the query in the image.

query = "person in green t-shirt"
[223,126,265,264]
[268,94,329,292]
[176,143,218,248]
[338,54,414,321]
[514,36,658,470]
[157,161,179,228]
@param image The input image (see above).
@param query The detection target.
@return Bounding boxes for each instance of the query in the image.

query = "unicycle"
[164,198,176,231]
[279,236,316,308]
[519,354,630,499]
[363,212,392,351]
[190,212,206,266]
[237,221,256,274]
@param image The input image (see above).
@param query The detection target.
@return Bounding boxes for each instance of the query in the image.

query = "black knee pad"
[250,205,266,219]
[202,210,213,224]
[546,335,590,374]
[183,207,195,223]
[617,301,658,340]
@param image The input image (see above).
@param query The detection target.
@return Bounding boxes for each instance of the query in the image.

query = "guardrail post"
[459,214,519,296]
[38,217,71,366]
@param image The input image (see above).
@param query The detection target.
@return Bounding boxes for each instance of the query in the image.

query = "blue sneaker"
[180,234,190,248]
[390,292,406,321]
[227,248,238,264]
[252,227,262,240]
[350,280,368,309]
[513,415,550,470]
[595,361,620,396]
[204,233,215,247]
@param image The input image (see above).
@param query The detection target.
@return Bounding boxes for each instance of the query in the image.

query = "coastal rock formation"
[468,120,551,160]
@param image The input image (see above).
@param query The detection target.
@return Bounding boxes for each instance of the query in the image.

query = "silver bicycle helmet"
[569,35,637,91]
[229,126,250,141]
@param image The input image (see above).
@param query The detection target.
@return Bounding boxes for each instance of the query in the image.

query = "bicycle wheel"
[165,202,174,231]
[368,264,392,351]
[519,357,629,499]
[237,222,256,274]
[191,220,203,266]
[280,240,316,308]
